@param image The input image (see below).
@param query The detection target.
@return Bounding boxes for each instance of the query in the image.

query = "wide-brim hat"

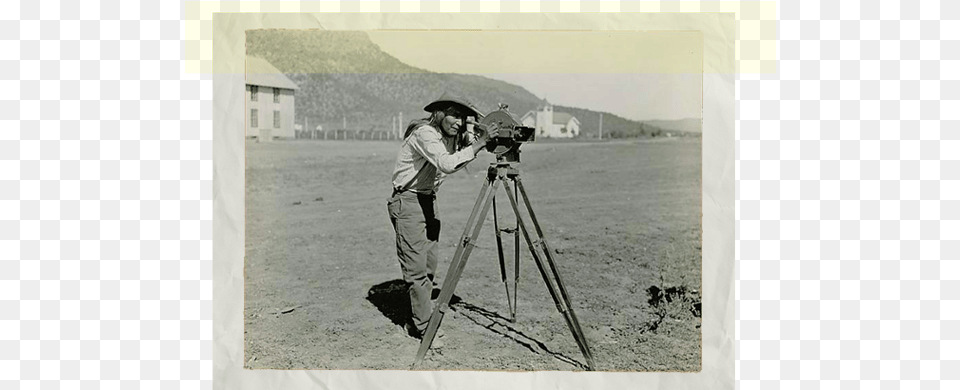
[423,92,484,118]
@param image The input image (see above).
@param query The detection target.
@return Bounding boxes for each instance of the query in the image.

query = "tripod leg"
[512,181,520,323]
[515,178,595,367]
[434,175,492,288]
[413,178,501,368]
[492,193,514,319]
[500,177,595,370]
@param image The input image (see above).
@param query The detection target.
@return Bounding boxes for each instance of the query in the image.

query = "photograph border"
[213,12,734,390]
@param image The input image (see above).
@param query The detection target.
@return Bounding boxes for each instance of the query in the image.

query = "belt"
[393,187,435,197]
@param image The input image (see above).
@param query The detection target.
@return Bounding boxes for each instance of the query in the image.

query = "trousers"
[387,190,441,332]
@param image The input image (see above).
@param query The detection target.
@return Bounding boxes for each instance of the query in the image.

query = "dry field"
[244,137,702,371]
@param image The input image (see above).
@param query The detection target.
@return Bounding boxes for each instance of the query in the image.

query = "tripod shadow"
[367,280,586,369]
[450,300,589,371]
[366,279,461,327]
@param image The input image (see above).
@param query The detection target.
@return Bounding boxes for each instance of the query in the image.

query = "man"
[387,92,498,340]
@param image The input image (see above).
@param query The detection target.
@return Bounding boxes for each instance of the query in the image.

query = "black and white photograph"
[242,29,704,371]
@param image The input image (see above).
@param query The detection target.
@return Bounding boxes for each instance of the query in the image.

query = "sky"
[472,73,701,121]
[367,31,703,121]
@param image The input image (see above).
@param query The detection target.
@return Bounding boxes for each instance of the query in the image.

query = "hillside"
[246,30,691,138]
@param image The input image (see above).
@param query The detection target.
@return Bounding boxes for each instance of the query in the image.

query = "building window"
[273,110,280,129]
[250,85,258,101]
[273,88,280,103]
[251,109,258,128]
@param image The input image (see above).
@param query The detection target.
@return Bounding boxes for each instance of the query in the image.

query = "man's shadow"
[365,279,460,327]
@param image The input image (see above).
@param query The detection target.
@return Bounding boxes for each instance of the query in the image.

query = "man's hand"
[469,121,500,155]
[484,122,501,141]
[467,118,500,146]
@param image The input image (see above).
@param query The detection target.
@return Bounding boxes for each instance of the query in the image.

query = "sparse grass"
[645,242,702,333]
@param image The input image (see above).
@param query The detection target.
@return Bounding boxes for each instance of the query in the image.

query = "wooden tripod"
[412,161,596,370]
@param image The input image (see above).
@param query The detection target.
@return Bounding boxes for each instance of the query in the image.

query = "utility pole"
[599,113,603,140]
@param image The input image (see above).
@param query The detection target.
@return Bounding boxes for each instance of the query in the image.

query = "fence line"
[294,129,401,141]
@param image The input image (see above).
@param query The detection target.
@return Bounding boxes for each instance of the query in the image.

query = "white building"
[520,102,580,138]
[245,56,299,140]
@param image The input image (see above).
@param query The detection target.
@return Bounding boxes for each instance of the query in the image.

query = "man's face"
[440,107,462,137]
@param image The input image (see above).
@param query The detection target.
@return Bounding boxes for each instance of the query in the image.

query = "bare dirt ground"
[244,138,702,371]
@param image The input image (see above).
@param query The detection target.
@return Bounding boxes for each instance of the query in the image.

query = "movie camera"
[468,104,536,162]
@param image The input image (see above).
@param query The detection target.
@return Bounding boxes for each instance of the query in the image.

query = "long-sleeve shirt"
[391,125,477,194]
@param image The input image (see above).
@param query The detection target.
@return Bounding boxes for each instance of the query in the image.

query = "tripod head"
[488,156,520,180]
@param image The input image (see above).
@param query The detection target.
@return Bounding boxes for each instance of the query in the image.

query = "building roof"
[552,112,573,125]
[246,56,299,90]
